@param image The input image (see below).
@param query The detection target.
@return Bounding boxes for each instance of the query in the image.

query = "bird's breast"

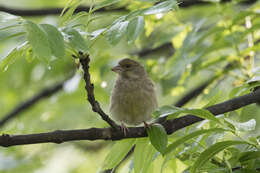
[110,78,157,125]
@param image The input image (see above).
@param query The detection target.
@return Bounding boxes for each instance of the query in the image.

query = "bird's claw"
[143,121,151,129]
[121,122,128,136]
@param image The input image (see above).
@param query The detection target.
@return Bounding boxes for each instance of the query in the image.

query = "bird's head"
[111,58,146,79]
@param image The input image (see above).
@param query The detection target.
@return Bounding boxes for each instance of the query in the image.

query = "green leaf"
[93,0,120,11]
[167,108,222,125]
[66,11,89,27]
[127,16,145,44]
[224,118,256,132]
[24,21,52,60]
[165,19,206,79]
[25,47,35,63]
[125,10,146,20]
[134,138,157,173]
[89,28,106,40]
[0,12,20,20]
[0,11,25,41]
[60,0,82,26]
[0,31,25,41]
[235,168,260,173]
[247,76,260,85]
[0,12,23,30]
[143,0,178,15]
[102,139,135,170]
[232,11,256,25]
[229,84,248,98]
[0,23,22,31]
[203,91,224,108]
[40,24,65,59]
[223,118,236,131]
[106,19,129,45]
[63,28,88,52]
[248,136,259,146]
[153,105,183,118]
[163,128,228,155]
[190,140,248,173]
[229,82,260,99]
[147,123,168,153]
[156,106,222,126]
[0,42,28,71]
[239,151,260,163]
[160,154,173,173]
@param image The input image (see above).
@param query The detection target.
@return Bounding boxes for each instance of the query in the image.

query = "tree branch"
[179,0,257,8]
[163,89,260,134]
[174,79,212,107]
[0,78,69,128]
[174,62,236,107]
[0,6,128,16]
[0,89,259,147]
[0,0,256,17]
[78,53,119,130]
[132,43,175,59]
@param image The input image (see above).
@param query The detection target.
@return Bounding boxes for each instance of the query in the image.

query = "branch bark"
[0,6,128,16]
[1,89,259,147]
[78,53,119,130]
[0,78,69,128]
[133,43,175,59]
[0,0,256,16]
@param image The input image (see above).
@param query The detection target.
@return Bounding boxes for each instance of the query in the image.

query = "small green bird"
[109,58,158,134]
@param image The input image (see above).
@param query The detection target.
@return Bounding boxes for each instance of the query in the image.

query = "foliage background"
[0,0,260,172]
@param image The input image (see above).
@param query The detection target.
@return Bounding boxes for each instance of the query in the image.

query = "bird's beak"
[111,65,122,73]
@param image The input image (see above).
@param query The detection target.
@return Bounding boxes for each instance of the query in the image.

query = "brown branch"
[0,88,259,147]
[163,89,260,134]
[174,79,212,107]
[0,0,257,17]
[132,43,175,59]
[78,53,119,130]
[179,0,257,8]
[174,62,236,107]
[0,6,128,16]
[0,78,69,128]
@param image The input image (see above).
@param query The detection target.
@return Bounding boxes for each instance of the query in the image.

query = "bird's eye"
[125,64,131,68]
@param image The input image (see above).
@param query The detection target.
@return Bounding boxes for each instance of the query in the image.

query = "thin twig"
[174,79,212,107]
[0,88,259,147]
[78,52,119,130]
[103,146,135,173]
[0,78,70,128]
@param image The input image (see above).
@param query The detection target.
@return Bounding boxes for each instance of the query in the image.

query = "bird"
[109,58,158,134]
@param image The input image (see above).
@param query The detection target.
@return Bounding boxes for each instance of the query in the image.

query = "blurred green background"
[0,0,260,172]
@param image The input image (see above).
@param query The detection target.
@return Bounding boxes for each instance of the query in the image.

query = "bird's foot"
[143,121,151,129]
[120,122,128,136]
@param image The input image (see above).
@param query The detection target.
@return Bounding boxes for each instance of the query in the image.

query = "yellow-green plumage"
[109,58,158,126]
